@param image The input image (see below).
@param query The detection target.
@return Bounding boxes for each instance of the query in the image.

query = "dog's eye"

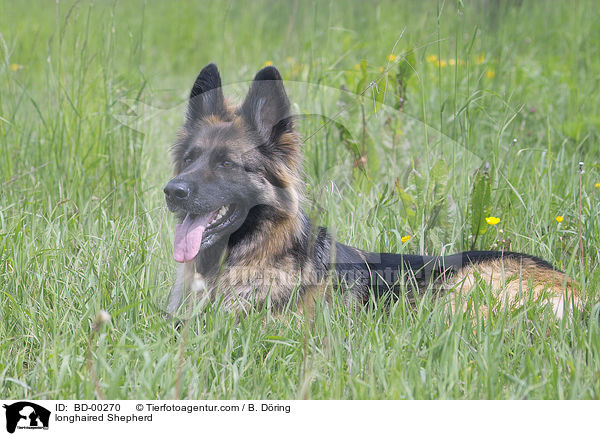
[183,157,192,166]
[220,160,234,168]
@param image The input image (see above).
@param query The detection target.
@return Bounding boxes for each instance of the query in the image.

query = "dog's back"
[329,241,576,317]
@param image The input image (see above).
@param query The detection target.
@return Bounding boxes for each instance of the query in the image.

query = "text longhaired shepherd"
[164,63,578,317]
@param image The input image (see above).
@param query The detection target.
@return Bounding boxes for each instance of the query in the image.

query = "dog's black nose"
[164,181,191,200]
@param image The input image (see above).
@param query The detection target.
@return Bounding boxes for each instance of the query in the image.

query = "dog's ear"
[241,66,292,142]
[187,63,225,120]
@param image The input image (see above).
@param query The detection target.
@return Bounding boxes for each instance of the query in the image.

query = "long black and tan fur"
[164,63,578,318]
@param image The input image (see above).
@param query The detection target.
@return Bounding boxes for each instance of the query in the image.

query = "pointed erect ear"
[187,63,225,119]
[241,66,292,141]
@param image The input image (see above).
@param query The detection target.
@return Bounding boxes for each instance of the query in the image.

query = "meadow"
[1,0,600,399]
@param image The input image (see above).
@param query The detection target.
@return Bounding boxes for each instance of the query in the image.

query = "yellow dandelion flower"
[439,60,447,67]
[378,66,384,72]
[485,216,500,226]
[388,54,397,62]
[263,60,273,67]
[401,235,411,243]
[10,63,21,72]
[475,53,485,64]
[448,58,456,66]
[354,63,360,71]
[595,182,600,188]
[486,69,495,78]
[426,55,438,63]
[555,216,564,223]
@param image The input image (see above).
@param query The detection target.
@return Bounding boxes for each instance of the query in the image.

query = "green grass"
[1,0,600,399]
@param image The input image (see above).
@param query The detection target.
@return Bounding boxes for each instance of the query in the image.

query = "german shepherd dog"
[164,63,577,317]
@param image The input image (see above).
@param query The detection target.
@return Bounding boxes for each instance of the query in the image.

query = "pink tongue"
[173,212,215,263]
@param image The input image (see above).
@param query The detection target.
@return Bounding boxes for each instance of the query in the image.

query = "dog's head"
[164,63,302,263]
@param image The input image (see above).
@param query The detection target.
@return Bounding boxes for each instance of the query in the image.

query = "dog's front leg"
[166,263,187,316]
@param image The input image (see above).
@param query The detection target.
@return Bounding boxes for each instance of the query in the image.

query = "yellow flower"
[475,53,485,64]
[425,55,438,63]
[354,63,360,71]
[378,66,384,72]
[388,54,397,62]
[10,63,21,72]
[486,69,495,78]
[448,58,456,66]
[401,235,411,243]
[555,216,564,223]
[263,60,273,67]
[439,60,447,67]
[485,216,500,226]
[595,182,600,188]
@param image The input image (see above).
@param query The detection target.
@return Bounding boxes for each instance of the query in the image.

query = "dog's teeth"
[209,206,228,226]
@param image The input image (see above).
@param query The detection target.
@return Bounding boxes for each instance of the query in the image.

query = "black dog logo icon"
[3,402,50,433]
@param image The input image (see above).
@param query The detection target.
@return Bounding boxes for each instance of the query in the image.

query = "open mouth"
[173,204,237,263]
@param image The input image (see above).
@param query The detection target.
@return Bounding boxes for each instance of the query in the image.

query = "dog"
[164,63,577,317]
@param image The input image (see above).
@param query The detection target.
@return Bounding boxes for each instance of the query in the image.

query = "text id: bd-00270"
[55,403,122,412]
